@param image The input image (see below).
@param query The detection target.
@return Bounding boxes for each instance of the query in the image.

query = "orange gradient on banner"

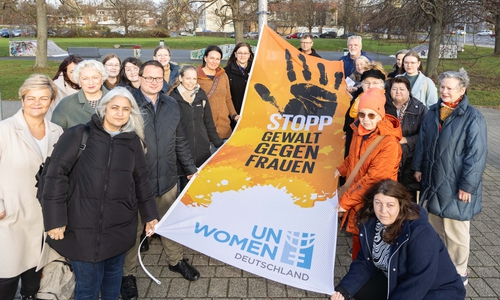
[182,25,350,208]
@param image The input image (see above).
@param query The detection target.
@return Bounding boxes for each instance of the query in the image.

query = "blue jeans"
[70,252,125,300]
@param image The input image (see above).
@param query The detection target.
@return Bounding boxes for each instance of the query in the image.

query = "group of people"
[332,36,487,299]
[0,37,488,300]
[0,42,254,300]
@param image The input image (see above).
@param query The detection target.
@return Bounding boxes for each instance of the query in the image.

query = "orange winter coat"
[197,66,238,139]
[338,114,402,234]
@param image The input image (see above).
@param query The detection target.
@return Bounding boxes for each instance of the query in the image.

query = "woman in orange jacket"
[335,88,402,260]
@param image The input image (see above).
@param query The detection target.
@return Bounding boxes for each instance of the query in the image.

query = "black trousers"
[0,267,41,300]
[353,270,388,300]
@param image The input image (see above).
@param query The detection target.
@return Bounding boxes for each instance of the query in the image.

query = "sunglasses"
[358,112,378,120]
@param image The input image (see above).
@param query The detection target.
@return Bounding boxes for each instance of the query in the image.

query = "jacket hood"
[197,65,226,79]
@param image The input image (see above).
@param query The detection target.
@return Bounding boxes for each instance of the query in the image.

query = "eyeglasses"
[105,64,120,68]
[301,42,312,44]
[236,52,250,56]
[404,61,419,65]
[358,112,378,120]
[141,76,163,83]
[155,54,170,58]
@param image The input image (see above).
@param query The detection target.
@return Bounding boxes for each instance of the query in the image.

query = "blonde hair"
[368,61,388,79]
[19,74,58,102]
[73,60,109,83]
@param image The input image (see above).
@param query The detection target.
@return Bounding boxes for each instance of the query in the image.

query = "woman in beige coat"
[0,74,63,300]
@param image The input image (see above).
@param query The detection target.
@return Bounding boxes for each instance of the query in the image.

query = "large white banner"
[155,25,349,295]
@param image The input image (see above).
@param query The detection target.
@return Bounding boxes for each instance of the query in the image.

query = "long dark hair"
[202,45,223,67]
[52,55,83,90]
[166,65,197,95]
[119,57,142,87]
[356,179,420,243]
[226,42,254,67]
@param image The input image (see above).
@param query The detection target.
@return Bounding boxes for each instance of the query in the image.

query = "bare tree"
[35,0,48,68]
[480,0,500,54]
[104,0,152,35]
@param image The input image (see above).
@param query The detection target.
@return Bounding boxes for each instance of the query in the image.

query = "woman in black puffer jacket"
[168,65,223,191]
[42,87,159,300]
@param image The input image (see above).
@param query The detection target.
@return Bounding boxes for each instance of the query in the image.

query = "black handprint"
[255,50,343,117]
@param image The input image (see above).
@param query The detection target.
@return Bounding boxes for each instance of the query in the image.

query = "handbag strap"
[344,135,386,189]
[206,75,221,99]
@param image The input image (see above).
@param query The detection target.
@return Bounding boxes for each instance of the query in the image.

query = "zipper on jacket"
[386,236,409,299]
[94,137,114,263]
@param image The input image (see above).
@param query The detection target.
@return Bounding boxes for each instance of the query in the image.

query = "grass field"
[0,36,499,107]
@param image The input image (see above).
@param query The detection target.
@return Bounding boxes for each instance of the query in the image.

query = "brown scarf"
[439,96,463,122]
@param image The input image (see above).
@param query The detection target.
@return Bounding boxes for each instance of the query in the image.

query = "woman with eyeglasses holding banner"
[224,42,254,129]
[395,51,438,108]
[334,88,402,261]
[153,45,180,94]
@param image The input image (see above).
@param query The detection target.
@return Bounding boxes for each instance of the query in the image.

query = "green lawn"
[0,37,499,107]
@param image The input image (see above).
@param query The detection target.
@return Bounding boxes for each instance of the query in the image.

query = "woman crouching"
[331,179,465,300]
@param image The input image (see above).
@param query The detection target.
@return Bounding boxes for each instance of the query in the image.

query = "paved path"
[2,101,498,299]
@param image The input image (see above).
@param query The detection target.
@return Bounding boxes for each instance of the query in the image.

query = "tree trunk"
[494,13,500,55]
[34,0,47,68]
[229,0,244,44]
[426,12,443,82]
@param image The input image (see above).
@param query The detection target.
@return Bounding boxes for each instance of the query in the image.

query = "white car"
[477,30,493,36]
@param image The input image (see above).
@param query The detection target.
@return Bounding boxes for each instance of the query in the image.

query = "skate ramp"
[9,40,67,57]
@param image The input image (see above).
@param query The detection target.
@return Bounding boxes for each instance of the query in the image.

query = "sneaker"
[461,273,468,286]
[121,275,138,300]
[169,258,200,281]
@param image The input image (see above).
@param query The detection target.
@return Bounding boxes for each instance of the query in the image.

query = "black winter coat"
[42,115,159,263]
[133,89,197,196]
[398,97,427,191]
[224,60,251,116]
[336,206,466,299]
[169,87,223,175]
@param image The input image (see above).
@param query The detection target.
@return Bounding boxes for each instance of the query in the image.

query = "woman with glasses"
[102,53,121,90]
[197,45,239,140]
[396,51,437,108]
[334,88,402,261]
[119,57,142,92]
[224,42,254,129]
[52,60,109,130]
[153,45,180,94]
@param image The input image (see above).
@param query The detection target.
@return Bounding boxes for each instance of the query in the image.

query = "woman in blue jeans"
[42,87,159,299]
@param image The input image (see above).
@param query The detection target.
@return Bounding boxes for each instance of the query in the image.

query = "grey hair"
[438,68,470,89]
[355,55,370,65]
[348,35,362,44]
[96,87,145,142]
[73,59,109,83]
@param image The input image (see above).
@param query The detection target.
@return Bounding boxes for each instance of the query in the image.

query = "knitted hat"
[358,88,386,118]
[360,69,386,82]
